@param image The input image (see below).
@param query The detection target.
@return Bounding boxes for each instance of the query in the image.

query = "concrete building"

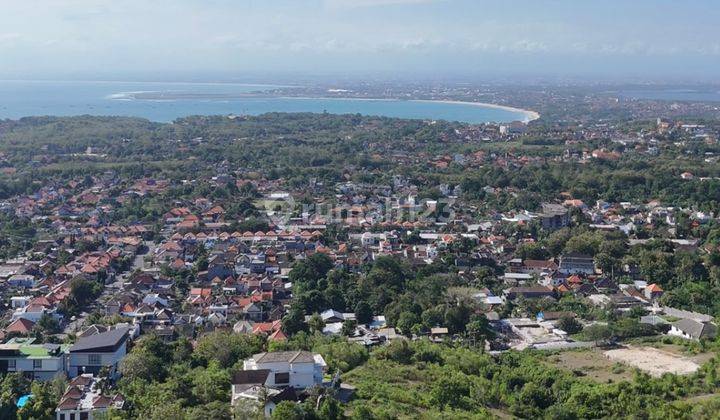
[0,338,68,380]
[231,350,327,416]
[558,252,595,275]
[68,328,129,378]
[56,374,125,420]
[669,319,717,341]
[242,350,326,390]
[539,203,569,230]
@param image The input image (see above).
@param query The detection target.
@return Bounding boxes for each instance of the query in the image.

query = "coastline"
[275,96,540,123]
[106,90,541,124]
[412,99,540,123]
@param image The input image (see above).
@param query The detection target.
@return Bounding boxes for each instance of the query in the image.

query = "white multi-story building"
[232,351,327,416]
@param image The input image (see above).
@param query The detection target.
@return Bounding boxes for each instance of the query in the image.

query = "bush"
[314,340,368,373]
[375,340,414,364]
[193,331,264,368]
[557,316,583,335]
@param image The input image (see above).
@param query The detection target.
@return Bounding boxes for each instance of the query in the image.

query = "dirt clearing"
[604,346,699,377]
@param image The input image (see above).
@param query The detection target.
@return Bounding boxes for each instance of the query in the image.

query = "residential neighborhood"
[0,98,718,418]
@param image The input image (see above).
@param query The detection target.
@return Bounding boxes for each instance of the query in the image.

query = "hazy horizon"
[1,0,720,83]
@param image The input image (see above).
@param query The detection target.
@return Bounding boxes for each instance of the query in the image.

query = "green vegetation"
[109,330,371,419]
[286,254,493,339]
[1,113,720,418]
[344,340,720,419]
[58,276,105,317]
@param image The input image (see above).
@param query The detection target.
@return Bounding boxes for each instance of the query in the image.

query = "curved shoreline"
[108,90,540,124]
[411,99,540,123]
[275,96,540,123]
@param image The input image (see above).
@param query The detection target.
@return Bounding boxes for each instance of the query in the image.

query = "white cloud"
[0,33,22,46]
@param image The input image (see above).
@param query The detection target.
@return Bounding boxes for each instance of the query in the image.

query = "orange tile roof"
[6,318,35,334]
[647,283,664,292]
[268,329,287,341]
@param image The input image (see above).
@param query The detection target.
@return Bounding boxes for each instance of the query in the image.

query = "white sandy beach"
[412,99,540,123]
[283,96,541,123]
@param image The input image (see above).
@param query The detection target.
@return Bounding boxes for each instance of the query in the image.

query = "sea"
[0,80,528,124]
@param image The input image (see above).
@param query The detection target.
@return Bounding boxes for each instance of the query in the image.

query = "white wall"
[69,341,127,376]
[0,355,67,380]
[668,326,693,340]
[245,360,319,389]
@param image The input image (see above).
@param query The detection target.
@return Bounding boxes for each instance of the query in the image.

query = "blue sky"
[0,0,718,81]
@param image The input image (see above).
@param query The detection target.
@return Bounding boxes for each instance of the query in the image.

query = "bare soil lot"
[604,346,699,377]
[640,341,716,365]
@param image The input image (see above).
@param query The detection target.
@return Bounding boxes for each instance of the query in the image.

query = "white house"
[232,351,327,417]
[0,338,68,380]
[68,328,129,378]
[668,319,717,341]
[208,304,229,316]
[242,350,326,390]
[12,304,60,323]
[319,309,355,324]
[230,370,299,417]
[10,296,31,309]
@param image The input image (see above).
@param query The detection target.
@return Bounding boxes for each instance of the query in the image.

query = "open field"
[624,338,717,365]
[547,349,634,383]
[604,346,700,377]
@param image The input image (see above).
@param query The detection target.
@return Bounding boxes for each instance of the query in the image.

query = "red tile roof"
[5,318,36,334]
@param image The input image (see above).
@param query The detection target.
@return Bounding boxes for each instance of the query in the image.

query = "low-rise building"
[0,338,68,380]
[503,286,555,300]
[56,374,125,420]
[68,327,129,378]
[242,350,326,390]
[558,252,595,275]
[644,283,664,300]
[668,319,717,341]
[230,370,300,417]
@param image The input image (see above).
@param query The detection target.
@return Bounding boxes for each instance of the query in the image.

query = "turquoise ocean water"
[0,80,528,124]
